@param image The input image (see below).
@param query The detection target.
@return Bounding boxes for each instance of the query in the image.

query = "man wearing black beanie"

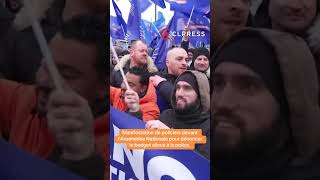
[146,70,210,159]
[211,28,320,179]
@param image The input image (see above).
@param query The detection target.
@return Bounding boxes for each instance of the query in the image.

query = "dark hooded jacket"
[253,0,320,103]
[159,70,210,159]
[211,28,320,180]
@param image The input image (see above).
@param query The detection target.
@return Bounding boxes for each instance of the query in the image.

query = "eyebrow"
[175,56,185,59]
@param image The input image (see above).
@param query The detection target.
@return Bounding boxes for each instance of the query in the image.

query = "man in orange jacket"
[0,15,107,179]
[110,67,160,121]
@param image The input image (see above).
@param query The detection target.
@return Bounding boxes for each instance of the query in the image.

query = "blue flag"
[110,16,126,40]
[111,0,127,34]
[0,139,83,180]
[110,106,210,180]
[150,0,166,8]
[127,0,142,42]
[168,0,210,16]
[152,16,175,70]
[141,19,160,47]
[170,11,210,48]
[154,11,166,30]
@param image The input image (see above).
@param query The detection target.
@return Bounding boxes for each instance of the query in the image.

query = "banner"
[111,16,126,40]
[112,0,127,37]
[127,0,143,42]
[110,106,210,180]
[0,139,83,180]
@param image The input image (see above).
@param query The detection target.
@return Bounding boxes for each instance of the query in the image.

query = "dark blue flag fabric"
[110,16,126,40]
[150,0,166,8]
[0,139,83,180]
[110,106,210,180]
[112,0,127,34]
[152,15,175,70]
[152,10,210,69]
[127,0,142,42]
[168,0,210,16]
[142,19,160,47]
[170,11,210,48]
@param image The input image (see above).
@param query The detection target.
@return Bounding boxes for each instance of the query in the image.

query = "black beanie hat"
[191,48,210,70]
[193,48,210,61]
[213,35,288,112]
[176,72,200,97]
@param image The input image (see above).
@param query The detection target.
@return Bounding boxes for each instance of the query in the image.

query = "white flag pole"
[24,0,63,91]
[186,5,195,28]
[110,38,130,90]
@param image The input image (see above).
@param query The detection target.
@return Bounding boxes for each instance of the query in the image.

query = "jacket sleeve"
[181,40,189,52]
[157,80,174,105]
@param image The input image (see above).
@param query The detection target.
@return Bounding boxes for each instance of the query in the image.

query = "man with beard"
[211,28,320,179]
[146,70,210,159]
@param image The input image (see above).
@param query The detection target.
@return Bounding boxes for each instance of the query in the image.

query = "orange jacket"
[110,81,160,121]
[0,80,108,165]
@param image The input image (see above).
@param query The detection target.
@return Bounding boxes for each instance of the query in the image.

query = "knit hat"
[176,72,200,97]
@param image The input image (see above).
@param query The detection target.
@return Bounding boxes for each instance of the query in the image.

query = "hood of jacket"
[213,28,320,161]
[113,54,158,73]
[171,70,210,112]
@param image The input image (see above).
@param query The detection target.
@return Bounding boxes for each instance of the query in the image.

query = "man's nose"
[212,84,238,111]
[230,0,248,14]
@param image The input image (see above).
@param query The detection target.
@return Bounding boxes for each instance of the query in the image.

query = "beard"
[175,98,200,114]
[213,113,290,169]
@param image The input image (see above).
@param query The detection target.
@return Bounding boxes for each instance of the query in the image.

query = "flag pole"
[24,0,63,91]
[110,38,130,90]
[186,5,195,28]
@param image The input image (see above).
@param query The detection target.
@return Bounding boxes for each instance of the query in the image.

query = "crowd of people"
[110,37,211,159]
[4,0,320,179]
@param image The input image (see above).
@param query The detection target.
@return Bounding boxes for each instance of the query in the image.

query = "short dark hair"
[128,66,150,86]
[60,14,108,80]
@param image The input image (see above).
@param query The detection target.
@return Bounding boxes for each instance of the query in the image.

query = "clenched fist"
[124,89,140,112]
[46,89,95,161]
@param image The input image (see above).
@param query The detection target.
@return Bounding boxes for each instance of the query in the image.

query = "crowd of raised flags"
[110,0,210,70]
